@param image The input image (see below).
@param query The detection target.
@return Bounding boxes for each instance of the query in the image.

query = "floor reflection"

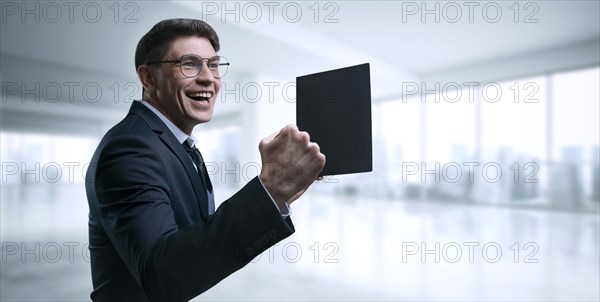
[1,183,598,301]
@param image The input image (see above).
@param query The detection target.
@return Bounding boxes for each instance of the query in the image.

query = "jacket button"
[260,235,269,245]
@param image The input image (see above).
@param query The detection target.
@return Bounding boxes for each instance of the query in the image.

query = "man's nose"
[195,62,216,84]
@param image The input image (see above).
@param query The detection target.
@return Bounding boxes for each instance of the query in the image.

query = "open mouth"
[186,92,212,102]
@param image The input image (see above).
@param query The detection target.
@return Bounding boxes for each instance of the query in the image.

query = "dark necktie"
[182,141,215,214]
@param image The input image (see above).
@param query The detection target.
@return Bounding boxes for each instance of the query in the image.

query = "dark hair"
[135,18,220,70]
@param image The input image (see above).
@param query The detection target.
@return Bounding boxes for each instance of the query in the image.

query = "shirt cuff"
[258,177,291,218]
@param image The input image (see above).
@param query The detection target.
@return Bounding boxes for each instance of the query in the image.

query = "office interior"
[1,1,599,301]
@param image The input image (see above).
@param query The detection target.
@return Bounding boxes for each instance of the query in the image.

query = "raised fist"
[258,124,326,208]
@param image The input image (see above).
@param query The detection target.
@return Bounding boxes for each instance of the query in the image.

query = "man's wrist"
[258,177,291,217]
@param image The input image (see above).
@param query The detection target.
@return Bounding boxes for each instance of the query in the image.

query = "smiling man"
[85,18,325,302]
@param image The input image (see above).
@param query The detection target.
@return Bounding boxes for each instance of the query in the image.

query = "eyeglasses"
[146,54,230,78]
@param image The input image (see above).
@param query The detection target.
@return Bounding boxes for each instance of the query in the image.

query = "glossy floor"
[1,183,598,301]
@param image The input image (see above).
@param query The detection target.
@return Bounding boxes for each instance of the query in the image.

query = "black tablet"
[296,63,372,176]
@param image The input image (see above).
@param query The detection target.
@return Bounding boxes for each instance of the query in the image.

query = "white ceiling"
[1,0,599,134]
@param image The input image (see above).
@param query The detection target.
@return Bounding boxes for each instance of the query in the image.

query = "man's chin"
[192,114,213,125]
[186,103,214,125]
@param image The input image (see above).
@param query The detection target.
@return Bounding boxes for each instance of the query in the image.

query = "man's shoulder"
[93,108,160,156]
[96,117,145,149]
[102,102,159,139]
[109,111,150,136]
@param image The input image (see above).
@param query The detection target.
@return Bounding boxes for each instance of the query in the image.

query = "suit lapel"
[129,101,209,218]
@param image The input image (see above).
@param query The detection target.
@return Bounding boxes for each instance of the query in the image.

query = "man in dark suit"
[85,18,325,301]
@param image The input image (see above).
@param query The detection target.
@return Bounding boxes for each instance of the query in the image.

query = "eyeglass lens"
[180,55,228,78]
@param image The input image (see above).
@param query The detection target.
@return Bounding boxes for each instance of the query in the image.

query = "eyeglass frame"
[145,54,230,78]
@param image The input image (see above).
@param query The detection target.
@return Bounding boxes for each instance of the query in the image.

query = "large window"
[477,76,547,205]
[364,66,599,209]
[425,86,476,163]
[0,132,98,238]
[371,98,422,198]
[550,67,600,205]
[480,76,546,161]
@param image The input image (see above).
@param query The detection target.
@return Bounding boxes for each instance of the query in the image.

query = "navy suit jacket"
[86,101,294,301]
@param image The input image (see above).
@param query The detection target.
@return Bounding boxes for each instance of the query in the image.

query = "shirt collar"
[139,100,198,146]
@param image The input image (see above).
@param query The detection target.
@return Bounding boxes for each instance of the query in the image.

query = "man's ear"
[137,65,155,98]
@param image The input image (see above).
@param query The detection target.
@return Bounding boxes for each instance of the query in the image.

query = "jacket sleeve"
[93,133,295,301]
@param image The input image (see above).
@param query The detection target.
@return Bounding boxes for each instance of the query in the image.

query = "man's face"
[148,36,221,134]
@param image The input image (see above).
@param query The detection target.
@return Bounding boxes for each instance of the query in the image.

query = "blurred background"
[1,1,599,301]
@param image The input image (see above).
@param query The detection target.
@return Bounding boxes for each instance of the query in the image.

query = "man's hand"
[259,124,326,208]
